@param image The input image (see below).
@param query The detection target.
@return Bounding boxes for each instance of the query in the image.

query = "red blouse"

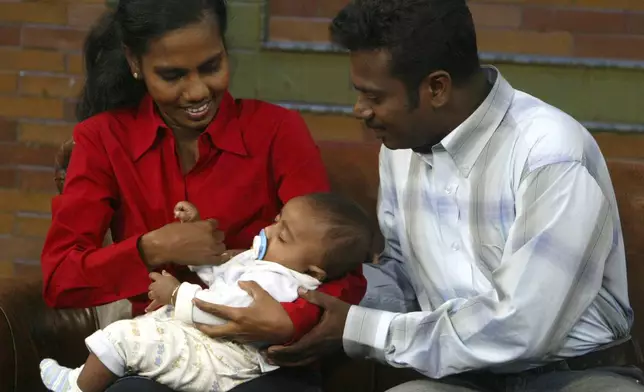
[41,91,366,340]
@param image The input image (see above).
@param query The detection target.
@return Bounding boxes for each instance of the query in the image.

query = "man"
[195,0,644,391]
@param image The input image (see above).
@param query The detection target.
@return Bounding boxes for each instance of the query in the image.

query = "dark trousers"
[386,366,644,391]
[104,366,322,392]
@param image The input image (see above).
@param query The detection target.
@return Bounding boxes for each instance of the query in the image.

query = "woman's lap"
[105,367,322,392]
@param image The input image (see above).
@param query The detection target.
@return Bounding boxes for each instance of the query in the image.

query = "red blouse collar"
[130,91,248,160]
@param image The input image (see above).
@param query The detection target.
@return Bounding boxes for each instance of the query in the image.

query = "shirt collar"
[439,66,515,177]
[131,90,248,161]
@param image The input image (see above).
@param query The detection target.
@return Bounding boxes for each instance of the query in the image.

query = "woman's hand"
[193,281,295,344]
[138,219,228,268]
[145,271,180,312]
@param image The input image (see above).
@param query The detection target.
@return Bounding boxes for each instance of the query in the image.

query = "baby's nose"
[263,224,275,239]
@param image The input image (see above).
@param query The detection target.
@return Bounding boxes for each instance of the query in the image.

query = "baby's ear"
[306,265,327,282]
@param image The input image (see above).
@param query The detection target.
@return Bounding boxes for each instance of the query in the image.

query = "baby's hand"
[174,201,201,223]
[146,270,180,312]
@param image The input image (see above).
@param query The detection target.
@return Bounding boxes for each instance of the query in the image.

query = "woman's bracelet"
[171,285,180,307]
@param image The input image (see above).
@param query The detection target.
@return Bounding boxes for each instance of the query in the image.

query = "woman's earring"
[133,72,139,79]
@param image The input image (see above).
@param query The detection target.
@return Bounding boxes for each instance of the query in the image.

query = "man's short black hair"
[304,192,374,280]
[330,0,480,107]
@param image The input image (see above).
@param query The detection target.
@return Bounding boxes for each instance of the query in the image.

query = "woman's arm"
[282,267,367,342]
[43,121,228,309]
[270,110,368,341]
[41,122,151,308]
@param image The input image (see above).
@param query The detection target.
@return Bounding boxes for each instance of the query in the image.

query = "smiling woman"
[77,0,229,129]
[39,0,366,391]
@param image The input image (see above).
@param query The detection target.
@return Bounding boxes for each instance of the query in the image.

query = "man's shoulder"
[508,91,601,168]
[510,91,589,143]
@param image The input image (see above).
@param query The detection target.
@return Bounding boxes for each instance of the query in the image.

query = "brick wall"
[0,0,106,276]
[269,0,644,60]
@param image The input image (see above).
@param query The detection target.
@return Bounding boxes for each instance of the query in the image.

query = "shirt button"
[451,242,460,251]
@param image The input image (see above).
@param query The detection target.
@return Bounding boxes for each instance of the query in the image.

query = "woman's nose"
[183,74,210,103]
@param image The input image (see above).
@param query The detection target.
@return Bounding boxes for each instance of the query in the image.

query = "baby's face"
[262,197,328,277]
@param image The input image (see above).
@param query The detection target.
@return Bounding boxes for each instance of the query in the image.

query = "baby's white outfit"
[69,239,320,392]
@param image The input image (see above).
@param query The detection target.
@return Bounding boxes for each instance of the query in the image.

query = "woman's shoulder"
[234,98,304,128]
[233,98,313,147]
[76,105,136,130]
[72,106,141,145]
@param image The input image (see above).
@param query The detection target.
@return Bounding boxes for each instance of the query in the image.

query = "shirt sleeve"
[343,161,615,378]
[189,265,218,287]
[41,122,150,308]
[283,267,367,343]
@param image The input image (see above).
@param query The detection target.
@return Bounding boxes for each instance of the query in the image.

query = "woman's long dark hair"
[76,0,228,121]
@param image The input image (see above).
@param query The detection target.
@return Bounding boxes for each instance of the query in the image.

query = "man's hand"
[264,288,351,367]
[146,271,180,312]
[193,281,295,344]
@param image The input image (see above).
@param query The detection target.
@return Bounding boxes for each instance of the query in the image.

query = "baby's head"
[263,192,373,282]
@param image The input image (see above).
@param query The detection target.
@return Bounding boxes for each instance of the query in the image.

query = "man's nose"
[353,97,373,120]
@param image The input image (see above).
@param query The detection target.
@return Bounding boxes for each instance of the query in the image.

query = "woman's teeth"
[186,102,209,114]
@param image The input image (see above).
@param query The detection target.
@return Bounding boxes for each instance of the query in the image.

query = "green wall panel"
[108,0,643,126]
[229,50,644,124]
[229,52,260,98]
[227,1,264,50]
[499,65,642,124]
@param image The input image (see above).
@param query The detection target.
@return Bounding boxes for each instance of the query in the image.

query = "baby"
[40,192,372,392]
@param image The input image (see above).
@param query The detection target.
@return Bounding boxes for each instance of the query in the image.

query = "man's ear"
[419,70,451,109]
[307,265,327,282]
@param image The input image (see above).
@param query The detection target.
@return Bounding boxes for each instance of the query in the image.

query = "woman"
[40,0,365,390]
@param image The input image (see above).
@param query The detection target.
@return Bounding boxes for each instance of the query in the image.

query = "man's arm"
[344,161,615,378]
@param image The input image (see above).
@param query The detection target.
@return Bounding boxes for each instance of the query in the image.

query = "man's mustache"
[364,118,385,130]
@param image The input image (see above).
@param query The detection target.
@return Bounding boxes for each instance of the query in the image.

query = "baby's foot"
[40,358,74,392]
